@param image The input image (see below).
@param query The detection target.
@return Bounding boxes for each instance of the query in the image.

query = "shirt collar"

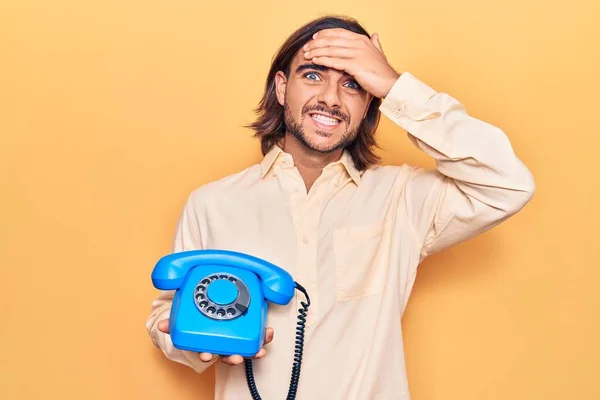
[337,149,363,185]
[260,145,362,185]
[260,145,285,178]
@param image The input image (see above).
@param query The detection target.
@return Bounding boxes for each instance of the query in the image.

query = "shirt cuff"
[379,72,441,122]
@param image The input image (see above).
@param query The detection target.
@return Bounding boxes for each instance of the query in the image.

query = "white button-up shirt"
[146,72,535,399]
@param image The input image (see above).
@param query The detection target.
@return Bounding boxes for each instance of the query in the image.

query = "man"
[146,15,535,400]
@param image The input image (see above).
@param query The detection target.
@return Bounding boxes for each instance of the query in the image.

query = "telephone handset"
[151,249,310,400]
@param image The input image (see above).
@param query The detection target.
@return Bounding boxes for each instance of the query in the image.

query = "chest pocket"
[333,220,393,301]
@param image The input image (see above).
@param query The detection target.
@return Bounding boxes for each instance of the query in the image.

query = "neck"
[282,133,343,192]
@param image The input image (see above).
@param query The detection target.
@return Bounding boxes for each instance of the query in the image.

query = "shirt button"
[293,187,299,192]
[302,236,309,244]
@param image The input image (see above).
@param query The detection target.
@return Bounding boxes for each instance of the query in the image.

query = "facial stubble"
[283,102,359,154]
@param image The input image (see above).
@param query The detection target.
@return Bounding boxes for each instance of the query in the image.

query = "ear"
[274,71,287,106]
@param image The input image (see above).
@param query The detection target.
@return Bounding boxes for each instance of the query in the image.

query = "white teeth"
[312,114,340,126]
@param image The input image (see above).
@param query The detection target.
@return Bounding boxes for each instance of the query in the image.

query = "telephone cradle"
[151,249,311,400]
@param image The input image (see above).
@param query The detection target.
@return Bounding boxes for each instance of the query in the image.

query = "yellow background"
[1,0,599,399]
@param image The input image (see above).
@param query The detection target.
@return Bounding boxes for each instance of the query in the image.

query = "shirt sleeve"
[379,72,536,260]
[145,193,218,373]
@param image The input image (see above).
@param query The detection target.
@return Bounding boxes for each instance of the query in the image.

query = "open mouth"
[309,113,343,128]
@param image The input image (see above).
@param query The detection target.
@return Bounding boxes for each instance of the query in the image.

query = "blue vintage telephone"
[151,249,310,400]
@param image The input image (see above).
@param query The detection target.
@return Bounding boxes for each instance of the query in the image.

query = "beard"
[283,103,358,154]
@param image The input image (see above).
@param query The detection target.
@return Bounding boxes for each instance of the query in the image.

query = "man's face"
[275,48,372,154]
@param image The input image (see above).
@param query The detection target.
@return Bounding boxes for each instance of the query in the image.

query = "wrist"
[381,71,401,98]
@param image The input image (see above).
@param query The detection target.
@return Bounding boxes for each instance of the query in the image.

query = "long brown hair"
[245,15,382,171]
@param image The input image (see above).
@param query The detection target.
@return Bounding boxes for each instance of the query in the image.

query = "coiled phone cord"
[244,282,311,400]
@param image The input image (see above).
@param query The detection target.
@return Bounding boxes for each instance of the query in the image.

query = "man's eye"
[345,80,361,90]
[304,72,321,81]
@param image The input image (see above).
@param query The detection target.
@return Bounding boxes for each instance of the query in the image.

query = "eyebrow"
[294,63,357,81]
[295,63,330,73]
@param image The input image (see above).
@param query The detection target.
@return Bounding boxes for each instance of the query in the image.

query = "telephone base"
[168,265,269,358]
[168,339,261,358]
[169,317,267,358]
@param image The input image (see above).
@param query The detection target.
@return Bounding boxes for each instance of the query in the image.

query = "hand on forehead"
[294,28,369,75]
[296,27,397,99]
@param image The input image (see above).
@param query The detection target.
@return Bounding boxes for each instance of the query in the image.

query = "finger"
[221,354,244,366]
[252,348,267,359]
[312,56,350,73]
[305,47,355,60]
[263,327,274,345]
[304,37,358,51]
[371,33,383,53]
[157,319,169,334]
[198,352,214,362]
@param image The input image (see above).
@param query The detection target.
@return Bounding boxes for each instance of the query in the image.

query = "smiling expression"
[275,49,372,154]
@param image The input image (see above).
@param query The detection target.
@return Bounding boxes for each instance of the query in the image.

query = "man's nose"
[317,81,341,109]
